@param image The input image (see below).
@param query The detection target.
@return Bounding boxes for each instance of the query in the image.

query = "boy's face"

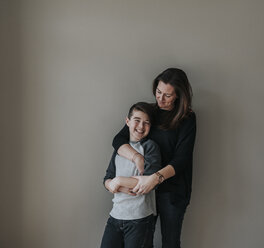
[126,110,151,142]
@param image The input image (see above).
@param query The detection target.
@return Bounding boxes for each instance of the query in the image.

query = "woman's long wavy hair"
[152,68,193,129]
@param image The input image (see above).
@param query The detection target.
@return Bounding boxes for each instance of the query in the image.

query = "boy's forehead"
[131,110,149,119]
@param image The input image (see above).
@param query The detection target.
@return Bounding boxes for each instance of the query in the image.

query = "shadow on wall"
[0,1,23,247]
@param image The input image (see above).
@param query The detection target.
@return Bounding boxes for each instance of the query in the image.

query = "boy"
[100,102,161,248]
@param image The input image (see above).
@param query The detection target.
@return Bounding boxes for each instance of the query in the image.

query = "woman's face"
[155,81,177,111]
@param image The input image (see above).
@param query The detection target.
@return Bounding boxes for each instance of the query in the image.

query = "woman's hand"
[133,153,145,175]
[132,174,159,195]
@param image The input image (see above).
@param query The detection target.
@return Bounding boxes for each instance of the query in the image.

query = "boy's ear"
[125,117,130,126]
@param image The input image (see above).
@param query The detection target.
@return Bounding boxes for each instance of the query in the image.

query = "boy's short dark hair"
[127,102,154,124]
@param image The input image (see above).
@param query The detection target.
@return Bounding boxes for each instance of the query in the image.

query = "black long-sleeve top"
[112,108,196,205]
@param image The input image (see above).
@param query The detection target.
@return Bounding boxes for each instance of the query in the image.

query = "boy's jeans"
[100,214,155,248]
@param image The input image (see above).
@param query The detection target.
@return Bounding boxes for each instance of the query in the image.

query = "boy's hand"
[106,177,121,193]
[133,153,144,175]
[118,186,136,196]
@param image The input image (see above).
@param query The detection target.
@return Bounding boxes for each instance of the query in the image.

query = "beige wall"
[1,0,264,247]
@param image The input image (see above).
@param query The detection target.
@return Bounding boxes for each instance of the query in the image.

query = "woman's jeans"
[100,214,155,248]
[155,192,188,248]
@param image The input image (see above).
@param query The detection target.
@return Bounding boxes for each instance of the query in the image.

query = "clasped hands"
[106,174,157,196]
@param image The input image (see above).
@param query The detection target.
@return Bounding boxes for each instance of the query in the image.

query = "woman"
[112,68,196,248]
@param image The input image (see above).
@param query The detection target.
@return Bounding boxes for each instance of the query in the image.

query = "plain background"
[1,0,264,247]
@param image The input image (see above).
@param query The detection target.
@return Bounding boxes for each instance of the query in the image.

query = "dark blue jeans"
[155,192,188,248]
[100,214,155,248]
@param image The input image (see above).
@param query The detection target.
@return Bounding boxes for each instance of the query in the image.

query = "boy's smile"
[126,110,151,142]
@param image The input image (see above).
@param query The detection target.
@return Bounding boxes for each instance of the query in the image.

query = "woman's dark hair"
[127,102,154,124]
[153,68,193,129]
